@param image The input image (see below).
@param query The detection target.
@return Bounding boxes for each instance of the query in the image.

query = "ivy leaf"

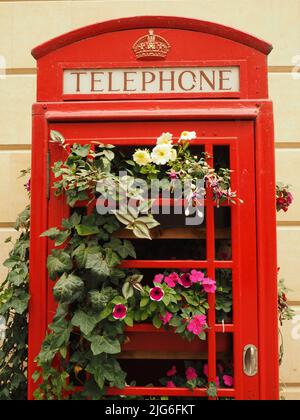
[75,225,100,236]
[9,291,30,314]
[90,336,121,356]
[62,212,82,229]
[105,248,121,268]
[53,274,84,304]
[104,238,136,259]
[54,230,71,247]
[86,358,105,389]
[47,250,73,280]
[102,359,126,389]
[40,228,61,240]
[71,310,99,336]
[207,382,218,398]
[89,288,117,311]
[86,253,110,277]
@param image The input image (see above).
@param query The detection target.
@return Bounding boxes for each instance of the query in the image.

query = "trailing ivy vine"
[0,205,30,400]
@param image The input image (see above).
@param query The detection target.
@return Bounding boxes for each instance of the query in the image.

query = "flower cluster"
[133,131,196,167]
[109,270,215,341]
[153,270,216,293]
[276,184,293,213]
[161,361,234,392]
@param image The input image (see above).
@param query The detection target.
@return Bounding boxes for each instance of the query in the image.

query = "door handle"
[243,344,258,377]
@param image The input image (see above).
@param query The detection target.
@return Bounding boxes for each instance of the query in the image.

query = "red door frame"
[29,99,278,400]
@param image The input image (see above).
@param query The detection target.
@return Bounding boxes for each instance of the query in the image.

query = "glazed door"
[46,119,259,400]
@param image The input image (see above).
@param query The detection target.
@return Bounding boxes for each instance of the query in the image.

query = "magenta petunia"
[154,274,164,284]
[287,192,294,205]
[201,277,216,293]
[160,312,173,325]
[203,363,209,377]
[164,272,180,288]
[223,375,234,387]
[190,270,205,284]
[167,366,177,377]
[217,363,224,374]
[167,381,176,388]
[178,273,192,288]
[187,314,207,335]
[112,304,127,320]
[150,286,165,302]
[25,178,31,193]
[186,367,198,381]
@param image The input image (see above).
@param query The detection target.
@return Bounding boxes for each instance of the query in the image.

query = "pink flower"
[186,367,198,381]
[203,363,209,377]
[178,273,192,288]
[164,272,180,288]
[168,170,179,180]
[112,304,127,320]
[154,274,164,284]
[187,314,207,335]
[190,270,205,284]
[217,363,224,374]
[167,381,176,388]
[150,286,165,302]
[160,312,173,325]
[216,376,220,387]
[25,178,31,193]
[223,375,234,387]
[201,277,216,293]
[167,366,177,377]
[287,192,294,205]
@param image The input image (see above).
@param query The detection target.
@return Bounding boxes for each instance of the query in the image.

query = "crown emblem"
[133,30,171,60]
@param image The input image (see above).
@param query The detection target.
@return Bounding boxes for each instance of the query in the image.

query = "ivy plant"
[0,205,30,400]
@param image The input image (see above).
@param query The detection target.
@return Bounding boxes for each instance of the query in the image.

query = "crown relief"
[133,30,171,60]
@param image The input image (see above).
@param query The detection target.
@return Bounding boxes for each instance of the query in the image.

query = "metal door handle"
[243,345,258,377]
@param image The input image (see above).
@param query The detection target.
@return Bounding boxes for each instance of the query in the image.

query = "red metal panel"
[28,114,49,400]
[255,102,279,400]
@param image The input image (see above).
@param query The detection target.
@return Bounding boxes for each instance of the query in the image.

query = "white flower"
[157,132,173,145]
[151,144,173,165]
[170,148,178,162]
[133,149,152,166]
[179,131,197,142]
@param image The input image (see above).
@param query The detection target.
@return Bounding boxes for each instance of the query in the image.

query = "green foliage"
[0,205,30,400]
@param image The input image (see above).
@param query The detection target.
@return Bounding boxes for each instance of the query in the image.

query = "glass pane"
[213,145,230,171]
[215,269,233,324]
[215,207,232,261]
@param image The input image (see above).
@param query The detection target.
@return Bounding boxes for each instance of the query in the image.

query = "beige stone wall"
[0,0,299,399]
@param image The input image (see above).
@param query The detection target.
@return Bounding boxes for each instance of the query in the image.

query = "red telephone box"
[29,16,278,400]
